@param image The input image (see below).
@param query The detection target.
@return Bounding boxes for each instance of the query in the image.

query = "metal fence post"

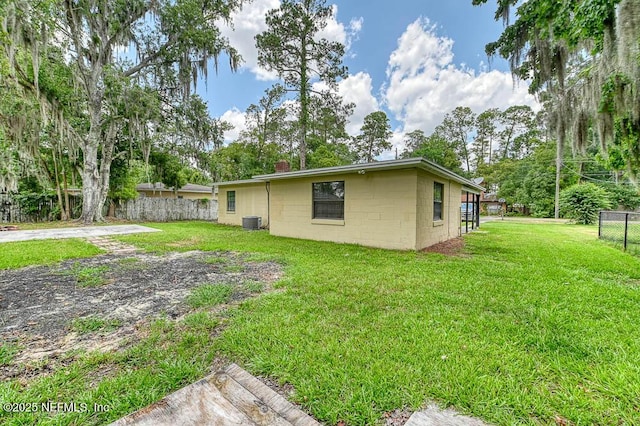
[624,213,629,251]
[598,211,602,239]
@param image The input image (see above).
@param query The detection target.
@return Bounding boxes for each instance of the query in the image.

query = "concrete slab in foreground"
[405,404,490,426]
[0,225,160,243]
[110,363,320,426]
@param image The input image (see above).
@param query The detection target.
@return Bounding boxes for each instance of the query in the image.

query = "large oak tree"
[2,0,242,223]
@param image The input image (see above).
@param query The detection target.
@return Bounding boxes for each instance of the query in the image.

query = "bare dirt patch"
[421,237,466,256]
[0,251,282,380]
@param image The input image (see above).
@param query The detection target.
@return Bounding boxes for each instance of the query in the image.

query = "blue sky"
[197,0,537,154]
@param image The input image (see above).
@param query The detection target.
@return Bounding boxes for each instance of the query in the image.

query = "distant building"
[136,183,215,200]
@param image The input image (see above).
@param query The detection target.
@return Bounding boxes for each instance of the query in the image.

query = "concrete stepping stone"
[85,236,138,254]
[405,404,490,426]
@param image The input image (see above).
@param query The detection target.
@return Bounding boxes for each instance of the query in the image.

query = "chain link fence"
[599,211,640,254]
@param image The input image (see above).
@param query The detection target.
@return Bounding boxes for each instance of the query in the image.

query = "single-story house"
[136,183,216,200]
[215,158,484,251]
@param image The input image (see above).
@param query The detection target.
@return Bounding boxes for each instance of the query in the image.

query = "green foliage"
[210,141,281,182]
[306,142,355,169]
[182,168,210,186]
[473,108,501,168]
[498,105,538,159]
[352,111,392,163]
[109,159,146,201]
[3,0,244,223]
[487,141,576,217]
[187,283,233,308]
[477,0,640,182]
[601,183,640,210]
[150,151,188,194]
[11,191,61,221]
[436,106,476,173]
[599,73,632,114]
[560,183,612,224]
[403,131,463,174]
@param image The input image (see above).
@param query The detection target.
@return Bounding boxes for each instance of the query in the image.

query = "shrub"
[560,183,611,224]
[601,183,640,210]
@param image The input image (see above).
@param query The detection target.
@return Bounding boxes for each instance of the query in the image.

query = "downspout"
[449,180,453,239]
[475,193,480,229]
[465,191,470,234]
[265,182,270,229]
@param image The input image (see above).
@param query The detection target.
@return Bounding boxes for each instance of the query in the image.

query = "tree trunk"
[299,25,309,170]
[554,126,565,219]
[299,85,308,170]
[80,140,103,224]
[80,100,109,223]
[108,200,116,217]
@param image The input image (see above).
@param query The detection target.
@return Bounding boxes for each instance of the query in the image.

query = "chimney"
[275,160,290,173]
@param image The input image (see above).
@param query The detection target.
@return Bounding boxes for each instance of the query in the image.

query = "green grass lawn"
[1,221,640,425]
[0,239,103,269]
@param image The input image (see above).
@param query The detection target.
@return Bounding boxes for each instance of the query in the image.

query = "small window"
[312,181,344,220]
[227,190,236,212]
[433,182,444,221]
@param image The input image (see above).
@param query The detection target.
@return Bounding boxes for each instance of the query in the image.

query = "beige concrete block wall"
[447,181,463,239]
[269,169,418,250]
[218,183,269,227]
[415,171,462,250]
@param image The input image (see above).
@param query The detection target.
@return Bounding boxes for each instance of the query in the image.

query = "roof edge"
[251,158,484,192]
[214,179,265,187]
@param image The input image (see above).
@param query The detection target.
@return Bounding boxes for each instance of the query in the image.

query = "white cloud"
[349,17,363,34]
[383,17,538,142]
[220,108,247,143]
[336,72,379,135]
[379,129,407,161]
[221,1,362,81]
[219,0,280,80]
[317,6,363,53]
[311,71,378,135]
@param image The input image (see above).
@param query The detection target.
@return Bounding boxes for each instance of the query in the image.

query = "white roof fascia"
[214,179,265,187]
[252,158,485,193]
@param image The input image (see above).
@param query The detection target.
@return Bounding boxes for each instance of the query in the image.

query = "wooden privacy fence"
[0,193,81,223]
[113,198,218,222]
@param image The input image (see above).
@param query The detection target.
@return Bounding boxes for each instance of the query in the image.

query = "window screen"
[433,182,444,221]
[227,190,236,212]
[312,181,345,219]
